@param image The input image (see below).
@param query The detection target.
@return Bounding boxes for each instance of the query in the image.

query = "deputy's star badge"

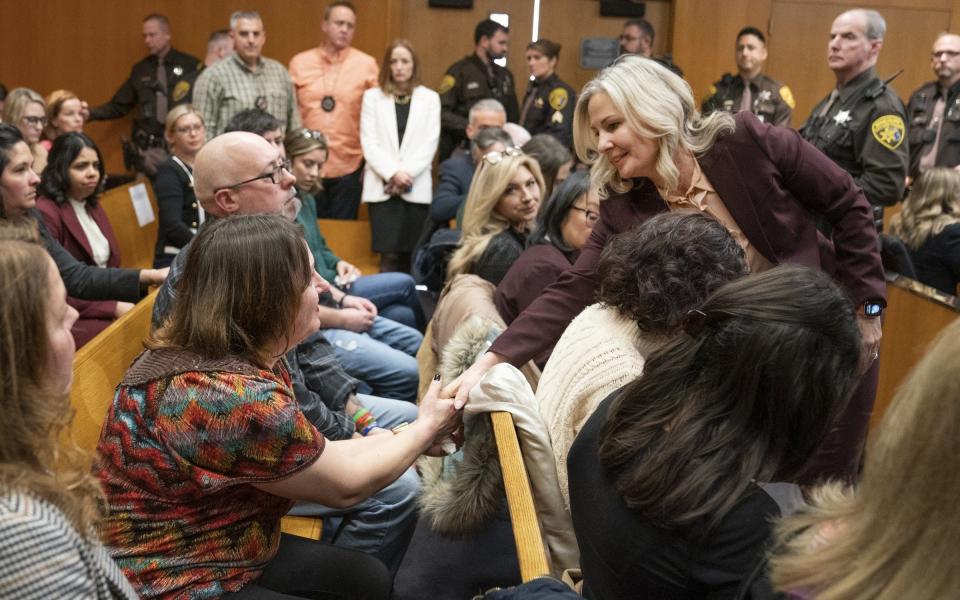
[833,110,852,126]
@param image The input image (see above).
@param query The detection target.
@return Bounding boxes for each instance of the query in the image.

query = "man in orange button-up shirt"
[290,1,379,220]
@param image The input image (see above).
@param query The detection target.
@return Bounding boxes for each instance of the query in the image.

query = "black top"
[568,391,783,600]
[911,223,960,295]
[88,47,202,141]
[153,156,199,263]
[395,99,411,145]
[474,228,527,286]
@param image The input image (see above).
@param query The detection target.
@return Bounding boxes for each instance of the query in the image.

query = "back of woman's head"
[599,265,861,528]
[597,212,747,336]
[153,214,311,367]
[529,170,590,251]
[771,317,960,599]
[39,132,105,204]
[889,167,960,249]
[0,239,100,530]
[573,55,734,196]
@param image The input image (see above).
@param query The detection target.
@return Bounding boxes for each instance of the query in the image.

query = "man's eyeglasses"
[481,147,523,166]
[570,205,599,223]
[22,116,46,127]
[932,50,960,60]
[220,158,292,191]
[175,124,204,135]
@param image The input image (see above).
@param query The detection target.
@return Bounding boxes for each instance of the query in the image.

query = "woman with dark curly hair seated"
[536,211,747,510]
[569,265,862,599]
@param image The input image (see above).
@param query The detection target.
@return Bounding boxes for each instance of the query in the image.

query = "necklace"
[321,48,345,112]
[394,94,411,105]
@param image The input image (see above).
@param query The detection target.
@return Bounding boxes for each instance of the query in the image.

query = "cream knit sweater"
[536,303,659,511]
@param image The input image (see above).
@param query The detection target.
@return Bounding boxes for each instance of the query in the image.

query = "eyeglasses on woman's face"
[481,146,523,166]
[569,205,599,223]
[22,115,46,127]
[175,123,204,135]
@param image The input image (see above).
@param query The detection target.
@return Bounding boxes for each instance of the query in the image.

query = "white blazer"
[360,85,440,204]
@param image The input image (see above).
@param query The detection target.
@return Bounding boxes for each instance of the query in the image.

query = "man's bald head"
[195,131,297,219]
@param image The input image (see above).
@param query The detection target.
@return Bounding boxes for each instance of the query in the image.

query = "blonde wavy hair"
[573,55,735,197]
[446,153,545,280]
[769,318,960,599]
[0,239,103,533]
[888,167,960,250]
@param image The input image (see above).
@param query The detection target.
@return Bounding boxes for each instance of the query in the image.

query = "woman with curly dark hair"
[536,211,748,510]
[568,265,861,599]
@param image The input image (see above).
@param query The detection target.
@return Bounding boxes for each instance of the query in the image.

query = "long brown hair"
[378,39,421,96]
[888,167,960,250]
[150,215,311,368]
[770,318,960,599]
[0,239,102,532]
[599,266,860,530]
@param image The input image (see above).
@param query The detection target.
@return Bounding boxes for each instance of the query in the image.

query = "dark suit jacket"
[37,197,124,345]
[153,157,199,265]
[431,151,474,222]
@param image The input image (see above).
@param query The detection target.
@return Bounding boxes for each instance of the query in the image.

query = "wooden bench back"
[317,218,380,276]
[99,179,159,270]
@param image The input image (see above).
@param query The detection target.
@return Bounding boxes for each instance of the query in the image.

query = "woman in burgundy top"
[447,55,887,484]
[495,171,598,367]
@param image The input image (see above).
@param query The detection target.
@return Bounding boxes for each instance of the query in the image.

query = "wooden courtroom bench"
[68,288,320,540]
[99,178,160,270]
[873,275,960,428]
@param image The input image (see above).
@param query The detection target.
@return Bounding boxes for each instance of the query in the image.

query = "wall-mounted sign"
[581,38,619,70]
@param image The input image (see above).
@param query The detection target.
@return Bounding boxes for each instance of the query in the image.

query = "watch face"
[863,302,883,316]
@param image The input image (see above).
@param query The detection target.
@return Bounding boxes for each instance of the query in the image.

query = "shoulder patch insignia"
[549,88,569,111]
[871,115,905,150]
[439,74,456,95]
[779,86,796,109]
[171,80,191,103]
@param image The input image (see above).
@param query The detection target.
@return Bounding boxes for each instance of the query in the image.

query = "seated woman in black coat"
[446,148,545,286]
[889,167,960,295]
[568,266,861,600]
[153,105,207,268]
[495,171,597,366]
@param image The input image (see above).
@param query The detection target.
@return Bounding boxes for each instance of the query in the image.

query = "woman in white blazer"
[361,39,440,273]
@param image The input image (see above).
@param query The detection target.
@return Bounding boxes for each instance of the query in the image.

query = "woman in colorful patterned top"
[0,226,137,599]
[96,214,460,599]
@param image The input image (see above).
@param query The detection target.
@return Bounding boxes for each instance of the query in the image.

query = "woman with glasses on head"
[36,132,130,348]
[41,90,86,151]
[361,39,440,273]
[447,148,545,286]
[495,171,597,366]
[153,105,207,268]
[0,124,165,306]
[3,87,49,173]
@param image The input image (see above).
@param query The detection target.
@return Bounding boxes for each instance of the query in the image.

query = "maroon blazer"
[37,196,122,346]
[490,112,885,365]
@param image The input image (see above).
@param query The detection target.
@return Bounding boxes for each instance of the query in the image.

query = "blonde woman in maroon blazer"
[447,55,887,484]
[37,132,132,347]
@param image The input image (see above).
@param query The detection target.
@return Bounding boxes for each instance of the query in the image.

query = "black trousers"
[317,165,363,220]
[221,533,391,600]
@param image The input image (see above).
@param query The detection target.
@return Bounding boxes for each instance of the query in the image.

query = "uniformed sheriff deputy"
[438,19,519,161]
[702,26,794,127]
[87,14,201,175]
[801,9,907,229]
[906,33,960,179]
[520,39,575,148]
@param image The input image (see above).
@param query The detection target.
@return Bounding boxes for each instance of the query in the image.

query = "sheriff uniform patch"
[779,86,796,109]
[549,88,569,111]
[172,80,191,103]
[439,75,455,95]
[871,115,905,150]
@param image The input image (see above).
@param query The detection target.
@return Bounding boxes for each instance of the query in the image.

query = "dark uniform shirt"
[906,79,960,178]
[519,72,576,148]
[801,68,908,227]
[88,48,202,148]
[438,53,519,160]
[702,73,794,127]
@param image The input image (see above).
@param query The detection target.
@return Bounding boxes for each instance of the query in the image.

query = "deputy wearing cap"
[438,19,519,161]
[800,8,908,229]
[702,26,794,127]
[519,39,575,148]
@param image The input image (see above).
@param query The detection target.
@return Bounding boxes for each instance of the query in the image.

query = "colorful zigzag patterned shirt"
[95,348,324,599]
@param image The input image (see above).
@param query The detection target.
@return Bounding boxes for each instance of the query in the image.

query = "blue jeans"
[348,272,426,331]
[323,317,422,403]
[289,394,420,578]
